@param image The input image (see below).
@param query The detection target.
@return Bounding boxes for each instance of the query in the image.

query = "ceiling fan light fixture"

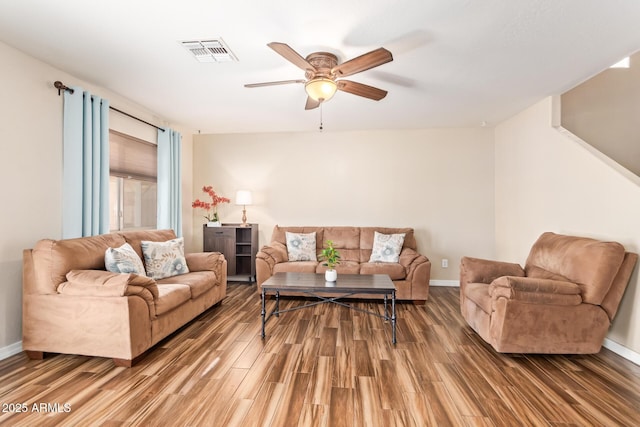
[305,78,337,102]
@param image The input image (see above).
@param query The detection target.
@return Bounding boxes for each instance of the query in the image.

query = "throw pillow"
[285,232,317,261]
[105,243,146,275]
[369,231,406,263]
[141,237,190,280]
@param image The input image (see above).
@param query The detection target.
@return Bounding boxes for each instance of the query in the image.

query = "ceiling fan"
[245,42,393,110]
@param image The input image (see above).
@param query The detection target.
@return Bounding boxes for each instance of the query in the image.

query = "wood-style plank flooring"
[1,284,640,426]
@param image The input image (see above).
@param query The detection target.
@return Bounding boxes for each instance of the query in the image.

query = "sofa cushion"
[525,232,626,305]
[360,262,406,280]
[274,261,318,274]
[324,227,361,263]
[489,276,582,306]
[316,260,361,275]
[155,284,191,316]
[369,232,405,263]
[59,270,128,296]
[285,232,317,261]
[141,237,190,280]
[59,270,158,298]
[525,265,570,282]
[105,243,146,275]
[272,226,324,249]
[119,229,177,260]
[157,271,217,299]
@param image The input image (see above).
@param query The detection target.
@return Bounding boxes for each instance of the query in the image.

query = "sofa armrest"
[258,242,288,264]
[460,256,525,286]
[398,248,431,301]
[489,276,582,306]
[185,252,225,272]
[399,248,429,276]
[185,252,227,289]
[256,242,289,286]
[22,293,153,360]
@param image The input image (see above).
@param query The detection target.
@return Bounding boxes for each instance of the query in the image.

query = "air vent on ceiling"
[181,38,238,63]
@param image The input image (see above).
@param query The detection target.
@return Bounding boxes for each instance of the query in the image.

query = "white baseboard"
[0,341,22,361]
[430,279,459,287]
[603,338,640,366]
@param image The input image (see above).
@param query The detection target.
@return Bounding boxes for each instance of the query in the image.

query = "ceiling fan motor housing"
[304,52,338,80]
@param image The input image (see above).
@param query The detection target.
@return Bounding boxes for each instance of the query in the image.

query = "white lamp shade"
[235,190,252,205]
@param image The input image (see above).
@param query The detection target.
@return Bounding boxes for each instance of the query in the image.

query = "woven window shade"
[109,130,157,181]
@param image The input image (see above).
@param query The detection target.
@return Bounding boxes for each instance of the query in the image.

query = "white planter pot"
[325,269,337,282]
[207,221,222,227]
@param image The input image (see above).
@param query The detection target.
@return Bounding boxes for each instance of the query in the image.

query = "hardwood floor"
[1,284,640,426]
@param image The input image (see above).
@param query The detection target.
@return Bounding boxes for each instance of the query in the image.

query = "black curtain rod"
[109,106,165,132]
[54,81,165,132]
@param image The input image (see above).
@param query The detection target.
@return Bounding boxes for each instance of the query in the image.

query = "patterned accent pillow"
[141,237,190,280]
[369,232,406,263]
[105,243,146,275]
[285,232,317,261]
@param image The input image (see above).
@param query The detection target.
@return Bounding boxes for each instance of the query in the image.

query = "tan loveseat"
[22,229,227,367]
[460,232,637,354]
[256,226,431,303]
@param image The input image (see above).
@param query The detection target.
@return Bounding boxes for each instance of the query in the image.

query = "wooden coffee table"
[260,272,397,344]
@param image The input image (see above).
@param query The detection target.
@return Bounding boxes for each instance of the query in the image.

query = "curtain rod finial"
[54,81,74,95]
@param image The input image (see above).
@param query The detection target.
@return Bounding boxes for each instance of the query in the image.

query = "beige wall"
[561,51,640,175]
[495,96,640,353]
[192,128,496,280]
[0,41,194,353]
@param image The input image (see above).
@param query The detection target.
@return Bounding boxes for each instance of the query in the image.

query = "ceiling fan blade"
[337,80,388,100]
[267,42,316,72]
[332,48,393,78]
[305,97,321,110]
[244,79,305,88]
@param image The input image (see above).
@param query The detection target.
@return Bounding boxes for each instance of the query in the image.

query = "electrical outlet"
[442,259,448,268]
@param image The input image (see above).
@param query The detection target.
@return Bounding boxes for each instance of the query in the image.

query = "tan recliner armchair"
[460,232,637,354]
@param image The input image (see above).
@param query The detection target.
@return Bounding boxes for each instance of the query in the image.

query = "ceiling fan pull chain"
[319,104,324,132]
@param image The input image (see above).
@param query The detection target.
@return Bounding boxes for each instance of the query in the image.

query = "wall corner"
[550,95,562,128]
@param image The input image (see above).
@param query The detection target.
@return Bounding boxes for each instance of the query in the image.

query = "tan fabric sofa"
[256,226,431,303]
[460,232,637,354]
[22,229,227,367]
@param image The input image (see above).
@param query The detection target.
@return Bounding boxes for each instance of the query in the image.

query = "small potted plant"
[320,240,341,282]
[192,186,230,227]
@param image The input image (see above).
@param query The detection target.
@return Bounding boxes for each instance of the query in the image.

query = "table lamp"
[235,190,253,227]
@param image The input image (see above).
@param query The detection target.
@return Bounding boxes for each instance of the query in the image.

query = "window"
[109,130,157,231]
[109,177,157,231]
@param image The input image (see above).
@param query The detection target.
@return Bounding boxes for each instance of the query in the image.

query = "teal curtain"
[62,87,110,238]
[157,128,182,237]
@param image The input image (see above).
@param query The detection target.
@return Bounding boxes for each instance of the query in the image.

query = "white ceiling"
[1,0,639,134]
